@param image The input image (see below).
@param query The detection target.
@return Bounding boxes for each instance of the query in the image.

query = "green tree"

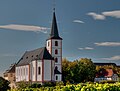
[62,58,96,83]
[62,58,71,83]
[78,58,96,82]
[0,77,10,91]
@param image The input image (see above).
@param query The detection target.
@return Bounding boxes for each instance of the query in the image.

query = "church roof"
[54,68,61,74]
[48,11,62,40]
[4,63,16,73]
[16,47,54,66]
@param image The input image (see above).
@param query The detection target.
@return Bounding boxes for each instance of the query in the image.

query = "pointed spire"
[48,11,62,40]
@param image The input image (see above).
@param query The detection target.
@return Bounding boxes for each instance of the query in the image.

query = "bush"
[43,82,56,87]
[16,81,30,89]
[56,81,64,86]
[100,80,116,84]
[29,83,42,88]
[0,77,10,91]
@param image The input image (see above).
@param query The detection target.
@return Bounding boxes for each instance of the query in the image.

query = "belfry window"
[55,49,58,54]
[55,41,58,46]
[55,58,58,63]
[56,76,58,80]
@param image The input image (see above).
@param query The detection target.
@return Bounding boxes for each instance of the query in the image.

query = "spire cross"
[53,0,56,12]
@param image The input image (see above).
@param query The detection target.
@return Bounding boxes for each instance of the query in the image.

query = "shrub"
[43,82,56,87]
[0,77,10,91]
[29,83,42,88]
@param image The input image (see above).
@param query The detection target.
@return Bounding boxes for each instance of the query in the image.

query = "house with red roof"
[94,68,119,82]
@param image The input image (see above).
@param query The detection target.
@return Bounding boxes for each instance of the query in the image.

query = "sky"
[0,0,120,76]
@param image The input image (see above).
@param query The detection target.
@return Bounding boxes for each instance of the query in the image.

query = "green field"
[9,82,120,91]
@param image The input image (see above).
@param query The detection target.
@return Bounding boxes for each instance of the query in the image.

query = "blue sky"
[0,0,120,76]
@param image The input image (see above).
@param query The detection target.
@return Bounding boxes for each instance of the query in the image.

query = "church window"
[21,68,22,75]
[48,42,49,47]
[23,68,25,75]
[56,76,58,80]
[55,58,58,63]
[38,67,41,75]
[26,57,28,59]
[36,55,38,57]
[26,68,28,75]
[55,49,58,54]
[33,67,34,75]
[55,41,58,46]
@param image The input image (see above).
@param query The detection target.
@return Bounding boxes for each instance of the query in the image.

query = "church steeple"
[46,8,62,81]
[48,11,62,40]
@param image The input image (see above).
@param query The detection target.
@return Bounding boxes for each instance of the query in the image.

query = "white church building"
[15,11,62,83]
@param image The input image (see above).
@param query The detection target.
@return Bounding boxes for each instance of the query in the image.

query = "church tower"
[46,10,62,81]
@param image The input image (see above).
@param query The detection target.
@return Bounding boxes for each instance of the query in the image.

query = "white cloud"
[85,47,94,50]
[73,20,85,23]
[95,42,120,47]
[78,47,94,50]
[102,10,120,18]
[87,10,120,20]
[87,12,106,20]
[101,55,120,61]
[0,24,49,33]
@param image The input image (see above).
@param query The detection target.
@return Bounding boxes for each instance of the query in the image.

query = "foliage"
[55,81,64,86]
[62,58,96,83]
[9,83,120,91]
[0,77,10,91]
[43,82,56,87]
[16,81,30,89]
[29,83,42,88]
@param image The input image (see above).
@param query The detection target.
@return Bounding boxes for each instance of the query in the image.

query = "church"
[15,10,62,83]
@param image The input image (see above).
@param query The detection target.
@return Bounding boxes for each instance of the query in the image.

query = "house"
[15,10,62,84]
[3,63,16,89]
[94,69,119,82]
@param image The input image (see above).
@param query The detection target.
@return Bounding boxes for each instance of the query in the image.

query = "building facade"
[4,64,16,89]
[15,11,62,84]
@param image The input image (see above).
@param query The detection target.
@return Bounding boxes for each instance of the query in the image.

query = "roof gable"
[16,47,53,66]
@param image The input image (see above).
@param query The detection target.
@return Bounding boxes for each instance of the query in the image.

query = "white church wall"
[44,60,51,81]
[46,40,52,54]
[37,60,42,81]
[31,60,36,81]
[55,74,62,81]
[52,60,55,81]
[55,57,61,64]
[16,65,29,82]
[52,39,62,49]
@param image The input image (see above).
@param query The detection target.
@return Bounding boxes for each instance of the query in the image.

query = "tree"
[0,77,10,91]
[62,58,71,83]
[78,58,96,82]
[62,58,96,83]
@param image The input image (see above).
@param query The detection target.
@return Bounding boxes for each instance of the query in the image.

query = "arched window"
[26,68,28,75]
[55,41,58,46]
[48,42,49,47]
[55,49,58,54]
[55,58,58,63]
[38,67,41,75]
[56,76,58,80]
